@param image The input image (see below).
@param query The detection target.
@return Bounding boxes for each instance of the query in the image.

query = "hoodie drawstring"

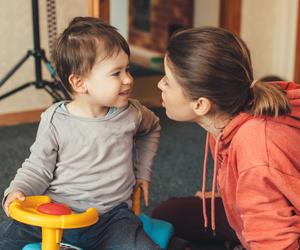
[211,133,222,234]
[201,132,222,235]
[201,133,209,229]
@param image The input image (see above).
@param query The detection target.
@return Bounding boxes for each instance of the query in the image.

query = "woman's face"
[157,57,197,122]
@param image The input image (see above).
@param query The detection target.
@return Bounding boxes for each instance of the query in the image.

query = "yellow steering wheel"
[9,196,99,250]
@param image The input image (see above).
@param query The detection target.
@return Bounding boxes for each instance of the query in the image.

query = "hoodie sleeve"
[2,110,58,206]
[131,100,161,181]
[236,166,300,250]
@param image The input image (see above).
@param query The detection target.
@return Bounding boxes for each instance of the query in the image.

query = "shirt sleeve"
[236,166,300,250]
[133,102,161,181]
[3,112,59,205]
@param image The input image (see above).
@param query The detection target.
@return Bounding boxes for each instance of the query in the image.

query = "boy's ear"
[191,97,212,116]
[68,74,87,93]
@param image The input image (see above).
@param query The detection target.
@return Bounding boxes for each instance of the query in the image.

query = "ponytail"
[248,81,290,117]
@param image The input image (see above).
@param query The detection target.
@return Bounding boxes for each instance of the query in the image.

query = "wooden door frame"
[219,0,242,35]
[88,0,110,23]
[294,3,300,82]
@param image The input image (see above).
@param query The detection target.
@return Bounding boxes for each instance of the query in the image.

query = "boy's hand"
[195,190,204,198]
[136,179,150,207]
[195,191,220,199]
[4,191,25,217]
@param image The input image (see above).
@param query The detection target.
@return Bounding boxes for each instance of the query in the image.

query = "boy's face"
[83,50,133,108]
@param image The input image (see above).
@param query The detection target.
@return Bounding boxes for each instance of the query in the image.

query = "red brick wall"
[129,0,194,53]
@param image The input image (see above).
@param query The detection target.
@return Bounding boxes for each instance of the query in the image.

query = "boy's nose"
[123,74,133,85]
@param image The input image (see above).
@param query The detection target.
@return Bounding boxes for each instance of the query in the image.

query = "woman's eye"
[112,71,120,76]
[125,67,130,72]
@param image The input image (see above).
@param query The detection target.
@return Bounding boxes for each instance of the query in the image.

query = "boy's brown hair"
[52,16,130,93]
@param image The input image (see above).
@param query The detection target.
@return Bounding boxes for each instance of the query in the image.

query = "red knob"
[37,202,72,215]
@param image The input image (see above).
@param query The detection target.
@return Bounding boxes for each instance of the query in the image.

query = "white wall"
[193,0,298,81]
[241,0,298,81]
[110,0,129,40]
[193,0,220,27]
[0,0,88,115]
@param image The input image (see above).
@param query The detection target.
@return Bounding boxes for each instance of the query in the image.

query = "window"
[132,0,151,32]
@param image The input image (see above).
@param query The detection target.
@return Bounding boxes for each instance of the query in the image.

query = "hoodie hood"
[222,81,300,146]
[201,81,300,234]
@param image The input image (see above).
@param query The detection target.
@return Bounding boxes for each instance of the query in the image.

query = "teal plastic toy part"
[139,213,174,249]
[23,243,83,250]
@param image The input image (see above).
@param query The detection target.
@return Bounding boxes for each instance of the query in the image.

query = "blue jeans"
[0,203,160,250]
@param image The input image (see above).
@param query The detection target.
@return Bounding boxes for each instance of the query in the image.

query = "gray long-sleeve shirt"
[4,99,160,214]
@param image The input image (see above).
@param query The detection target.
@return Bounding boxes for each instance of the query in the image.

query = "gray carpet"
[0,108,227,249]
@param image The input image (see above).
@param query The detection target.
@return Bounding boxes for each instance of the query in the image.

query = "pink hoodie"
[202,82,300,249]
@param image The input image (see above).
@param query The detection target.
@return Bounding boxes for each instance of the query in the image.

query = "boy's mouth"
[119,89,130,96]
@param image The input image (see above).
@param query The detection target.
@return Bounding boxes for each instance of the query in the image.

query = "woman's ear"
[68,74,87,93]
[191,97,212,116]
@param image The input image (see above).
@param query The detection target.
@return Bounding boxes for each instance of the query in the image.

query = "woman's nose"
[157,78,164,90]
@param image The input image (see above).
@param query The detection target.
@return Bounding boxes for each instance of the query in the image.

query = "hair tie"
[250,80,258,88]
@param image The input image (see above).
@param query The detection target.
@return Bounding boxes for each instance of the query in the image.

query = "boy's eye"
[112,71,121,76]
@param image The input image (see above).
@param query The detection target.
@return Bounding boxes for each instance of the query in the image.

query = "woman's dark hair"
[259,75,284,82]
[166,27,290,117]
[52,16,130,93]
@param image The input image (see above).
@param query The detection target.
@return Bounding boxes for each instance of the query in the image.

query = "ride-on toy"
[9,186,174,250]
[9,196,98,250]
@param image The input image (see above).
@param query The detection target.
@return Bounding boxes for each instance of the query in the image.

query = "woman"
[152,26,300,249]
